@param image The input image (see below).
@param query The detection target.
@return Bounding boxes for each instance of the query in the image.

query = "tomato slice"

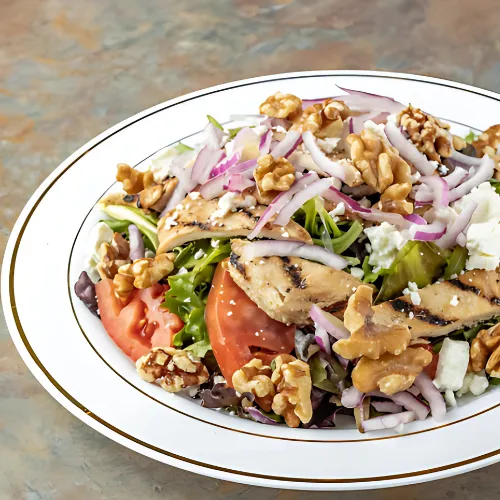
[411,344,439,380]
[95,279,183,361]
[206,261,295,384]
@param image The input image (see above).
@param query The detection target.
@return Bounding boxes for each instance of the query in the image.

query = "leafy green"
[257,409,284,423]
[489,377,500,386]
[331,221,363,254]
[174,142,194,154]
[376,241,447,303]
[443,246,468,280]
[490,178,500,195]
[309,355,347,394]
[465,130,478,144]
[207,115,224,130]
[163,240,231,357]
[362,256,385,284]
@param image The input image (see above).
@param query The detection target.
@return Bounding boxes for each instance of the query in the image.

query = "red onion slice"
[204,122,226,149]
[270,129,302,159]
[420,175,450,208]
[435,200,477,249]
[362,411,416,432]
[310,304,350,339]
[274,177,335,226]
[259,129,273,155]
[369,390,430,420]
[413,372,446,421]
[456,232,467,247]
[239,240,348,269]
[385,121,437,176]
[407,386,421,397]
[448,155,495,202]
[350,111,390,134]
[302,131,356,183]
[443,167,468,189]
[451,147,482,168]
[410,221,447,241]
[336,87,406,113]
[190,146,225,185]
[128,224,145,260]
[313,323,331,354]
[403,213,427,225]
[246,407,278,425]
[247,172,319,240]
[324,186,371,213]
[225,174,255,193]
[371,401,403,413]
[209,152,240,179]
[341,386,364,408]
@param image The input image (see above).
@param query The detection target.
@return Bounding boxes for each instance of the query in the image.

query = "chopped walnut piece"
[117,254,174,290]
[136,347,209,392]
[352,347,432,395]
[333,285,411,360]
[232,359,275,412]
[112,272,135,303]
[96,233,131,280]
[271,354,312,428]
[473,125,500,168]
[469,324,500,374]
[116,163,155,195]
[259,92,302,121]
[254,154,295,201]
[397,105,452,162]
[347,126,413,215]
[301,99,350,139]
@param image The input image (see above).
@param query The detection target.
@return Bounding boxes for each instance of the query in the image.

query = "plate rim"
[4,69,500,490]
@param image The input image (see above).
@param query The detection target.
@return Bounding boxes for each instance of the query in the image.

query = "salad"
[75,87,500,433]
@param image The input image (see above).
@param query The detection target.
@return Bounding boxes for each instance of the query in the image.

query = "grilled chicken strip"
[157,195,312,254]
[227,239,363,326]
[373,269,500,338]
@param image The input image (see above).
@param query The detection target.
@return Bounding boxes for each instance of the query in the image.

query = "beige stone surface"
[2,0,500,497]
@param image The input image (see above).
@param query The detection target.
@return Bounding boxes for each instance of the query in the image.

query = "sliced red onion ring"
[310,304,350,339]
[369,390,429,420]
[270,129,302,159]
[451,146,482,167]
[435,200,477,249]
[259,129,273,155]
[239,240,348,269]
[246,407,278,425]
[128,224,145,260]
[302,131,356,183]
[204,121,226,149]
[407,386,421,397]
[371,401,403,413]
[190,146,225,185]
[247,172,319,240]
[302,98,330,108]
[209,152,240,179]
[231,127,261,155]
[410,221,447,241]
[274,177,335,226]
[403,213,427,225]
[448,155,495,202]
[336,87,406,113]
[362,411,416,432]
[385,121,437,176]
[420,175,449,208]
[341,386,364,408]
[325,186,371,213]
[443,167,468,189]
[313,323,331,354]
[413,372,446,421]
[457,232,467,247]
[225,174,255,193]
[350,111,390,134]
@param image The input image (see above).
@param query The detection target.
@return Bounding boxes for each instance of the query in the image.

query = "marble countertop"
[2,0,500,498]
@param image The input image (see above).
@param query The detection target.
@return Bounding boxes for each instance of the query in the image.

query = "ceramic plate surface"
[4,71,500,491]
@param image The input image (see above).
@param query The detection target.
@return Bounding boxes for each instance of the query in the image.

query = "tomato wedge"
[95,279,183,361]
[206,261,295,384]
[412,343,439,380]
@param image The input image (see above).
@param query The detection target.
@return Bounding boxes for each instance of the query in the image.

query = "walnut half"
[136,347,209,392]
[333,285,411,360]
[96,233,131,280]
[117,254,174,290]
[232,358,275,412]
[259,92,302,121]
[271,354,312,428]
[254,154,295,201]
[352,347,432,395]
[300,99,351,139]
[470,323,500,376]
[116,163,155,195]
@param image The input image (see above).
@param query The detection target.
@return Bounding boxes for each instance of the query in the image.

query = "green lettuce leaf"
[376,241,447,303]
[100,218,155,251]
[309,355,347,394]
[174,142,194,154]
[207,115,224,130]
[443,246,468,280]
[465,130,477,144]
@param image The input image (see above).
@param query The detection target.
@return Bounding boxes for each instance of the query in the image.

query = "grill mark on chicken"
[389,299,453,326]
[325,300,348,315]
[182,221,211,230]
[448,279,481,296]
[229,252,246,278]
[280,257,306,289]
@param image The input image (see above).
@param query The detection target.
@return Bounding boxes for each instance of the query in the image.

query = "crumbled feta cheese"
[282,231,289,238]
[210,193,257,220]
[227,311,233,316]
[184,297,191,303]
[410,291,421,306]
[252,125,270,137]
[450,273,458,279]
[433,338,470,391]
[450,295,459,306]
[456,370,489,397]
[317,137,340,154]
[194,248,206,260]
[453,181,500,225]
[410,171,421,184]
[328,202,345,222]
[437,164,448,175]
[407,281,418,292]
[148,147,197,183]
[83,222,114,283]
[177,267,188,275]
[364,222,406,271]
[444,389,457,408]
[189,192,201,200]
[408,311,414,320]
[365,243,372,253]
[163,211,179,230]
[350,267,364,280]
[211,239,220,247]
[465,221,500,271]
[229,299,236,305]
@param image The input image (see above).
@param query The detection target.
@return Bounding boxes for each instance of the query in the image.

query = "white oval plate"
[4,71,500,491]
